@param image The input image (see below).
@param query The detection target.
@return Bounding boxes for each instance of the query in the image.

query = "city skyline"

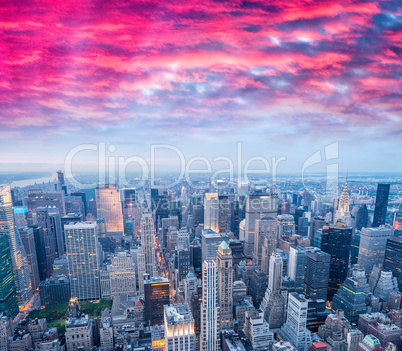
[1,0,401,172]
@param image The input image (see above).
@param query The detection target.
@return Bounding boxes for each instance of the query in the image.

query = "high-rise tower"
[140,212,157,277]
[0,185,32,306]
[216,241,233,329]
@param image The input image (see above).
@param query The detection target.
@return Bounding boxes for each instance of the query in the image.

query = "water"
[10,175,56,188]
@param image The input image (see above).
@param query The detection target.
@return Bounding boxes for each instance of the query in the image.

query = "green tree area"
[47,320,66,336]
[27,299,113,321]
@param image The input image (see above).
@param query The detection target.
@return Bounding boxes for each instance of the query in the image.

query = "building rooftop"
[164,304,194,324]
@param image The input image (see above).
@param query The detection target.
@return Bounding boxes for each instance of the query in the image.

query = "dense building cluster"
[0,172,401,351]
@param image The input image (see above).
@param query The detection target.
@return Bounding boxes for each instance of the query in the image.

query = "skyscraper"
[260,252,286,329]
[321,225,353,300]
[334,180,352,226]
[200,260,220,351]
[140,212,157,277]
[304,248,331,301]
[108,251,137,297]
[244,193,278,257]
[358,227,393,275]
[253,217,278,269]
[144,276,170,326]
[18,227,40,292]
[0,234,19,318]
[218,195,230,233]
[95,184,124,237]
[355,205,369,231]
[65,222,100,301]
[0,185,32,306]
[279,293,312,351]
[331,268,369,324]
[373,184,390,228]
[383,236,402,292]
[164,304,195,351]
[204,193,219,233]
[216,241,233,329]
[288,246,307,293]
[32,207,57,278]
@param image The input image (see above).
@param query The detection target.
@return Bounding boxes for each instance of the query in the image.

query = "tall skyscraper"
[355,205,369,231]
[218,195,230,233]
[144,276,170,326]
[288,246,307,293]
[321,225,353,300]
[0,234,19,318]
[279,293,312,351]
[244,193,278,257]
[200,260,220,351]
[95,184,124,237]
[0,185,32,306]
[358,227,393,275]
[216,241,233,329]
[334,180,352,226]
[140,212,157,277]
[65,222,100,301]
[18,227,40,292]
[260,252,286,329]
[108,251,137,297]
[278,214,295,237]
[253,217,278,269]
[331,268,369,324]
[32,207,57,278]
[164,304,195,351]
[373,184,390,228]
[204,193,219,233]
[383,236,402,292]
[304,248,331,301]
[27,189,65,225]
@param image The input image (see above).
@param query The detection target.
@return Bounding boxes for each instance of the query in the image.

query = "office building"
[100,308,113,351]
[141,212,157,277]
[27,189,65,225]
[244,309,273,350]
[244,193,278,256]
[249,269,268,309]
[288,246,306,293]
[331,268,370,324]
[39,277,70,306]
[321,225,353,300]
[53,255,69,278]
[18,227,40,292]
[304,248,331,301]
[0,185,32,306]
[144,276,170,326]
[65,298,95,351]
[204,193,219,233]
[32,207,57,277]
[65,222,100,301]
[95,184,124,237]
[201,229,229,261]
[200,260,220,351]
[260,252,286,329]
[278,214,295,237]
[253,217,278,269]
[0,313,13,351]
[108,251,137,296]
[280,293,312,351]
[383,236,402,291]
[356,205,369,231]
[164,304,195,351]
[216,241,233,329]
[373,184,390,228]
[0,234,18,318]
[154,194,169,230]
[358,227,393,275]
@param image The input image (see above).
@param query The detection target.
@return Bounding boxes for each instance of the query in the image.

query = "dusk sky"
[1,0,401,173]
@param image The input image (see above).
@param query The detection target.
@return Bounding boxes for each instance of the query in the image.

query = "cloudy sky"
[0,0,401,173]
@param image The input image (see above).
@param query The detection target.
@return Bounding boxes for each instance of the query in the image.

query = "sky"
[0,0,401,174]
